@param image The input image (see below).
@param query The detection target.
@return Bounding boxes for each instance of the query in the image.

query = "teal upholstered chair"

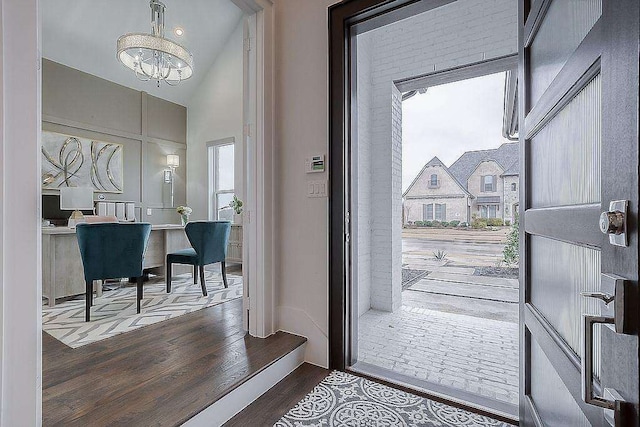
[76,223,152,322]
[166,221,231,296]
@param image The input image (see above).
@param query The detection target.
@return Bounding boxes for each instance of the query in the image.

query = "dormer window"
[428,174,439,188]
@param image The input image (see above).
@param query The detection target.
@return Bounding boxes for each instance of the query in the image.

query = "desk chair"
[166,221,231,297]
[76,223,152,322]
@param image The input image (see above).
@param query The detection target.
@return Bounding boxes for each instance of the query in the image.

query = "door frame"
[328,0,456,373]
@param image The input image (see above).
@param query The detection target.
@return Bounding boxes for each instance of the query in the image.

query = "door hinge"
[244,37,252,52]
[245,296,251,309]
[245,123,253,138]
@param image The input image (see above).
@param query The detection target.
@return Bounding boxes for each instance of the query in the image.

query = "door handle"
[582,314,615,409]
[581,274,633,426]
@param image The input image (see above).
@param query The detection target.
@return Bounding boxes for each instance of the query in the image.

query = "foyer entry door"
[519,0,639,425]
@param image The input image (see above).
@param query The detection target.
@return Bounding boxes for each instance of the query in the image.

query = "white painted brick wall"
[357,0,517,313]
[356,34,374,316]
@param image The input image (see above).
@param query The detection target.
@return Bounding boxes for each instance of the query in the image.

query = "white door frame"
[0,0,276,422]
[234,0,275,338]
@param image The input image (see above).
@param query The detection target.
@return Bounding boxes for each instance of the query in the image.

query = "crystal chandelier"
[117,0,194,87]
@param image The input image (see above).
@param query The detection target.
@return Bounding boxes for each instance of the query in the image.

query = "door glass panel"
[530,236,601,376]
[530,339,591,427]
[529,0,601,105]
[530,74,601,208]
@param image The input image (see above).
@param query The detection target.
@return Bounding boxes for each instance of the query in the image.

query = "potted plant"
[229,196,243,224]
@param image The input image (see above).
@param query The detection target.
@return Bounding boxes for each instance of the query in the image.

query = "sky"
[402,72,511,191]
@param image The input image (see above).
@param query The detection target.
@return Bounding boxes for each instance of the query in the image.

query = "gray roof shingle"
[448,142,519,189]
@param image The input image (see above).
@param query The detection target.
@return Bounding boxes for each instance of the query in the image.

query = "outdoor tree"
[503,218,519,266]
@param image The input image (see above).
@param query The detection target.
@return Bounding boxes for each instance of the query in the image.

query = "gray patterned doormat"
[275,371,510,426]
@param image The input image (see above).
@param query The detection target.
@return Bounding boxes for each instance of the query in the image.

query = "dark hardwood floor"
[43,297,306,426]
[224,363,330,426]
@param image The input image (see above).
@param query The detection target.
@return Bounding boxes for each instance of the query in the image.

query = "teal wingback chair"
[76,223,152,322]
[166,221,231,296]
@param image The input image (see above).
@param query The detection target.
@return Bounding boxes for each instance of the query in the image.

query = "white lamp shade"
[60,187,95,211]
[167,154,180,168]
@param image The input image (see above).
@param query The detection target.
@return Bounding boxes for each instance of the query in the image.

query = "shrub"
[471,218,487,229]
[449,220,460,227]
[414,221,425,227]
[440,221,449,227]
[431,220,441,227]
[505,220,511,226]
[503,219,519,266]
[486,218,504,227]
[458,221,469,227]
[425,221,433,227]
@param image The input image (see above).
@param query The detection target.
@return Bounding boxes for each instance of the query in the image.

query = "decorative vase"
[181,214,189,226]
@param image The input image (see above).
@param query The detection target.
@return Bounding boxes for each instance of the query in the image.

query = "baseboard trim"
[181,343,306,427]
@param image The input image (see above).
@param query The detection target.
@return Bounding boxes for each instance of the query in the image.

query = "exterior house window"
[481,175,496,192]
[423,203,434,220]
[511,182,517,191]
[435,203,446,221]
[479,205,497,218]
[428,174,439,188]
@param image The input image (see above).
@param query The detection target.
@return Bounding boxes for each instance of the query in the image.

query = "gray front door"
[519,0,639,425]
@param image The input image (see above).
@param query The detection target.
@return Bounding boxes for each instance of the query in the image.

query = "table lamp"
[60,187,95,227]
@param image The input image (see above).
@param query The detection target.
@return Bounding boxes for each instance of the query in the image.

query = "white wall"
[357,0,518,313]
[187,19,244,221]
[273,0,339,368]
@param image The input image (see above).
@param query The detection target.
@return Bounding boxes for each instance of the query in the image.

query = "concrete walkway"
[358,265,519,407]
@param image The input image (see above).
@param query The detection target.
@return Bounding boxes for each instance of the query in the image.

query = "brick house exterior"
[404,143,519,224]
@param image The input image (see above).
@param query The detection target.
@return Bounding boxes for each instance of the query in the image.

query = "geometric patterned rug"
[42,271,242,348]
[275,371,510,427]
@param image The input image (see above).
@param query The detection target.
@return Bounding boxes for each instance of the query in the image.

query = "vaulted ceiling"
[41,0,243,106]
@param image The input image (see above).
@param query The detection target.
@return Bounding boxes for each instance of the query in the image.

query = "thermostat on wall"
[306,154,325,173]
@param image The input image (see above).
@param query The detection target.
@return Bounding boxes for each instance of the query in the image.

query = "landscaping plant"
[503,218,519,266]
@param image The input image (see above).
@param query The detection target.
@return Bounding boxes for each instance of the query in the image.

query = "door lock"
[600,200,628,247]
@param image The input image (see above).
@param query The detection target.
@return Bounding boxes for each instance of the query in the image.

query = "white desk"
[42,223,243,306]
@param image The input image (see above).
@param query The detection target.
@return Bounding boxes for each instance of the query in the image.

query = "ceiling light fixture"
[174,27,184,37]
[117,0,194,87]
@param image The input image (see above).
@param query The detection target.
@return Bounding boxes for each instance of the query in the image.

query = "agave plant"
[433,250,447,261]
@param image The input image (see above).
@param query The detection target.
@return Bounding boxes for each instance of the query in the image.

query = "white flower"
[176,206,192,215]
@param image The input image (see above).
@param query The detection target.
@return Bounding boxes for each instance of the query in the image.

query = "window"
[208,142,235,221]
[479,205,497,219]
[423,203,433,220]
[511,182,517,191]
[435,203,446,221]
[429,174,438,187]
[482,175,495,192]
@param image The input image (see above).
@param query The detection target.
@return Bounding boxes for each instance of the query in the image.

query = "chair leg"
[194,265,198,284]
[199,265,207,296]
[85,280,92,322]
[221,262,229,288]
[166,261,172,293]
[137,276,144,314]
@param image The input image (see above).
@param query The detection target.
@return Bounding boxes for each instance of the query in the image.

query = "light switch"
[307,180,327,198]
[146,208,153,216]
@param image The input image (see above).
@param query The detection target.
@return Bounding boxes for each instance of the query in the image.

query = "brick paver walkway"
[358,289,519,406]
